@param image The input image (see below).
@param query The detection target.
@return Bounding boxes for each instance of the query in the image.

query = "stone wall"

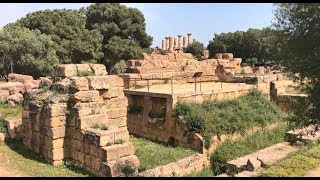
[125,84,255,153]
[121,52,242,89]
[21,64,140,177]
[270,80,308,110]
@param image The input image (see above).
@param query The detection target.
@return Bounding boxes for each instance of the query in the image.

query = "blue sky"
[0,3,276,47]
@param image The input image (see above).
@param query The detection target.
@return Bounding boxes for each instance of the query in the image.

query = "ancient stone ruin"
[21,64,139,177]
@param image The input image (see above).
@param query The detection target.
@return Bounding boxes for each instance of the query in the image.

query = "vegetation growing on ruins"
[261,140,320,177]
[0,102,22,120]
[210,122,287,175]
[130,135,197,172]
[90,123,108,130]
[128,104,143,114]
[76,70,95,77]
[0,139,90,177]
[175,89,288,148]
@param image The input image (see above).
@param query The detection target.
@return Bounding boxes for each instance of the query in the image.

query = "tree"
[274,3,320,126]
[185,41,205,60]
[113,60,127,74]
[13,9,104,64]
[0,26,59,79]
[85,3,153,71]
[207,28,280,64]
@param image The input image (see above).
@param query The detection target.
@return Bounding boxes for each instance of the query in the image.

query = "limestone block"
[104,97,128,109]
[41,126,66,139]
[222,53,233,59]
[44,136,65,149]
[75,64,93,74]
[42,115,66,127]
[87,76,111,90]
[100,142,134,161]
[70,77,89,91]
[46,147,64,161]
[7,93,23,105]
[55,78,72,92]
[91,157,103,171]
[47,104,67,117]
[0,90,9,102]
[72,90,100,103]
[75,102,107,116]
[106,107,127,119]
[8,73,34,84]
[75,114,108,129]
[108,117,127,127]
[215,53,223,59]
[100,155,140,177]
[243,66,253,74]
[83,128,115,147]
[54,64,77,77]
[99,87,125,99]
[101,75,124,88]
[114,127,129,142]
[0,82,26,95]
[89,144,98,156]
[39,77,52,87]
[89,64,108,76]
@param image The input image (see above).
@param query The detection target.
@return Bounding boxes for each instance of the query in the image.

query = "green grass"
[0,102,22,120]
[187,122,288,176]
[175,89,288,148]
[90,123,108,130]
[260,141,320,177]
[130,135,198,172]
[0,139,90,177]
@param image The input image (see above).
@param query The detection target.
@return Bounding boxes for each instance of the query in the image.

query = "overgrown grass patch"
[0,139,90,177]
[130,135,198,172]
[0,102,22,120]
[175,89,288,148]
[261,141,320,177]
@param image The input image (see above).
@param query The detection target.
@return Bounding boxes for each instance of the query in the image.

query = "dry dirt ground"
[304,165,320,177]
[0,147,28,177]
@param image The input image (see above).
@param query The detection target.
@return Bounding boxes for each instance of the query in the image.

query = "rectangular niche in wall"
[148,97,167,124]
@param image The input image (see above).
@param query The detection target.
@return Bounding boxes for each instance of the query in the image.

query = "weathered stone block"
[47,104,68,117]
[100,155,140,177]
[70,77,89,91]
[46,147,64,161]
[76,64,93,74]
[41,126,66,139]
[44,137,65,149]
[54,64,77,77]
[104,97,128,109]
[86,76,111,90]
[72,90,100,103]
[100,142,134,161]
[99,87,125,99]
[106,107,127,119]
[89,144,98,156]
[75,102,107,116]
[42,115,66,127]
[75,114,108,129]
[108,117,127,127]
[89,64,108,76]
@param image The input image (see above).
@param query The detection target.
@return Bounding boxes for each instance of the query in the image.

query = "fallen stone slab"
[226,142,299,174]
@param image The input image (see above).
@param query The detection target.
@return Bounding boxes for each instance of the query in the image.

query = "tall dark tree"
[0,25,59,79]
[274,3,320,126]
[14,9,104,64]
[207,28,280,64]
[85,3,153,71]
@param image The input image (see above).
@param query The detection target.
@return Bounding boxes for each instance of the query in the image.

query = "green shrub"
[90,123,108,130]
[148,110,166,119]
[174,89,288,147]
[113,60,127,74]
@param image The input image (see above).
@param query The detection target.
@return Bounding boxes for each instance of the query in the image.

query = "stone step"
[99,142,135,161]
[226,142,299,174]
[82,126,129,147]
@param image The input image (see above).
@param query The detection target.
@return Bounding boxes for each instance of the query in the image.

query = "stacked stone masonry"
[21,64,139,177]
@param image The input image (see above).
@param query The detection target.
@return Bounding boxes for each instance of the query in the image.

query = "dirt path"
[304,166,320,177]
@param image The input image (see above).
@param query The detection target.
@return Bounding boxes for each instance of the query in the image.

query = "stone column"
[162,40,165,50]
[165,37,169,50]
[169,36,174,52]
[178,35,182,49]
[187,33,193,45]
[183,36,187,48]
[174,38,178,50]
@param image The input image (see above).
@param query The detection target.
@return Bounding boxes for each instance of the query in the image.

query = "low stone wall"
[125,84,256,153]
[137,154,208,177]
[274,93,308,110]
